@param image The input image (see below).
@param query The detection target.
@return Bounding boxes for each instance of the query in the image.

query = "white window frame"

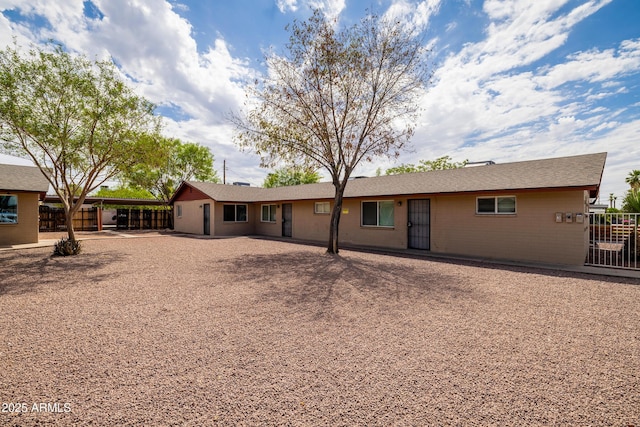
[0,194,18,224]
[361,200,394,228]
[476,196,516,214]
[261,204,277,222]
[314,201,331,214]
[176,204,182,218]
[223,204,248,222]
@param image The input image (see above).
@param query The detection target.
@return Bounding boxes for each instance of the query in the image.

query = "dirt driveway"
[1,236,638,425]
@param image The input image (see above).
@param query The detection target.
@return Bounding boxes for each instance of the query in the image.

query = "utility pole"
[223,159,226,185]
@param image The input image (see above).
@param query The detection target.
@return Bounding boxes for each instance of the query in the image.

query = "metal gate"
[116,208,172,230]
[586,212,639,270]
[408,199,430,250]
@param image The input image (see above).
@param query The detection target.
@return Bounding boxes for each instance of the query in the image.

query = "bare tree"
[234,10,430,253]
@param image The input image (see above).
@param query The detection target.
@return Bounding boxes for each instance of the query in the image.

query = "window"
[476,196,516,214]
[314,202,330,214]
[176,204,182,218]
[261,204,277,222]
[361,200,394,227]
[223,204,248,222]
[0,195,18,224]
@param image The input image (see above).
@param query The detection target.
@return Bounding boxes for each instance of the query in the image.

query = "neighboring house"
[0,164,50,246]
[170,153,606,267]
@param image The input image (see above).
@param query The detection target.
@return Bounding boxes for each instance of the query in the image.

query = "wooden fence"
[39,206,100,232]
[40,206,172,232]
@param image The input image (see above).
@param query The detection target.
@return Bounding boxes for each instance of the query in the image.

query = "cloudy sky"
[1,0,639,203]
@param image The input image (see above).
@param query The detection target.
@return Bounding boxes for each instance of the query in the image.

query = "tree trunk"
[65,208,76,241]
[327,183,347,254]
[64,193,85,243]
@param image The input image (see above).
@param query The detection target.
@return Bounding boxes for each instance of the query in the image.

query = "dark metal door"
[117,209,129,230]
[203,203,210,235]
[408,199,430,250]
[282,203,292,237]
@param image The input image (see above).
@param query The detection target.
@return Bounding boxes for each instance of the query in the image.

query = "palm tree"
[626,170,640,189]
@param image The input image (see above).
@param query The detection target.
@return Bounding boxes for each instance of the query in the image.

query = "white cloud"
[276,0,299,13]
[276,0,346,19]
[537,42,640,89]
[384,0,441,32]
[375,0,638,201]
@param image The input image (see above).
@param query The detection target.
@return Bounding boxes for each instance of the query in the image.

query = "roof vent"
[464,160,495,167]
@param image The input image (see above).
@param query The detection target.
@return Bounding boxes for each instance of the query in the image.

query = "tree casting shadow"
[225,250,475,319]
[0,250,126,296]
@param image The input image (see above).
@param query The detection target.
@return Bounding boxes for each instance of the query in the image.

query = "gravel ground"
[1,235,639,426]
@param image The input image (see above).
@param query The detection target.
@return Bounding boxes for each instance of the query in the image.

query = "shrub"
[53,237,82,256]
[622,189,640,213]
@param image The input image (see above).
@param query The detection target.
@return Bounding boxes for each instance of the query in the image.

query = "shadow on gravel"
[0,250,126,296]
[253,237,640,286]
[226,250,474,318]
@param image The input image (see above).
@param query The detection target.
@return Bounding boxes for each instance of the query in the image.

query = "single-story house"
[0,164,50,246]
[170,152,606,267]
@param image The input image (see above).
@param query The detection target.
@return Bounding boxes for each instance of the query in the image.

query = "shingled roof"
[0,164,50,193]
[172,152,607,203]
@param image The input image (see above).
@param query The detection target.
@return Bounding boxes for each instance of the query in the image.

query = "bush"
[53,237,82,256]
[623,189,640,213]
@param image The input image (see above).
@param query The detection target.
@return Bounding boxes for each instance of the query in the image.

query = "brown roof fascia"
[172,183,211,202]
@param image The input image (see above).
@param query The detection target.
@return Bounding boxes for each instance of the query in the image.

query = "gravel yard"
[1,235,639,426]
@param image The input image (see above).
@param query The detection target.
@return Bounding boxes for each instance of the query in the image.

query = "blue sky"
[1,0,639,203]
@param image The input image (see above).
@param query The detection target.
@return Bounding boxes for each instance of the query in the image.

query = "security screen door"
[203,203,210,235]
[408,199,430,250]
[282,203,292,237]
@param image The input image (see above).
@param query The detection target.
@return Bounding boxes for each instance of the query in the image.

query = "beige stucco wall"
[286,190,588,265]
[171,189,589,266]
[430,190,589,265]
[0,192,40,246]
[290,198,407,249]
[213,202,255,236]
[291,200,330,241]
[173,199,208,235]
[338,198,407,249]
[254,203,282,237]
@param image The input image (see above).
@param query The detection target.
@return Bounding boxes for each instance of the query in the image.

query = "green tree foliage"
[122,135,218,203]
[385,156,468,175]
[622,189,640,213]
[93,185,155,200]
[92,185,165,209]
[0,42,160,244]
[263,167,321,188]
[625,169,640,189]
[234,10,429,253]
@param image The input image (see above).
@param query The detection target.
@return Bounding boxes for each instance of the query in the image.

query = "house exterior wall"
[337,197,407,249]
[170,188,590,266]
[173,199,207,235]
[213,201,255,236]
[289,198,407,249]
[429,190,588,265]
[291,200,331,241]
[254,203,282,237]
[0,192,40,246]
